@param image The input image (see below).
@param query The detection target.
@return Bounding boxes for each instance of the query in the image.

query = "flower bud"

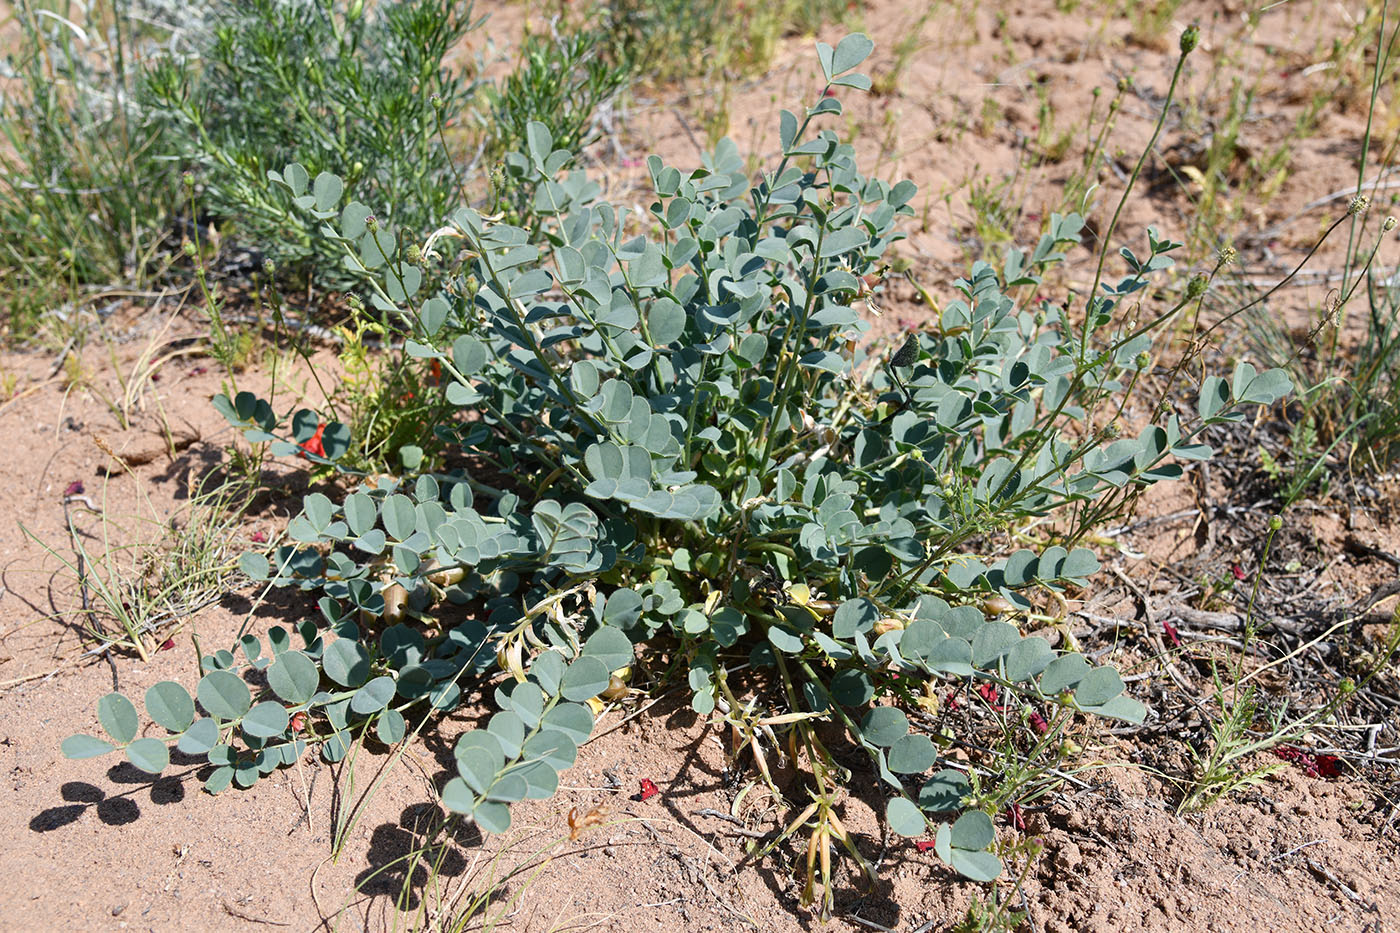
[365,214,379,232]
[1186,273,1209,299]
[1218,245,1237,266]
[1349,195,1370,216]
[1180,24,1200,54]
[263,258,276,276]
[1134,350,1152,370]
[405,244,422,264]
[182,240,197,258]
[182,171,195,190]
[1268,515,1283,532]
[1385,216,1397,232]
[890,332,920,368]
[431,94,444,110]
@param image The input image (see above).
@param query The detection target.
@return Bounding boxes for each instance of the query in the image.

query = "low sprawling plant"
[141,0,482,286]
[65,33,1292,908]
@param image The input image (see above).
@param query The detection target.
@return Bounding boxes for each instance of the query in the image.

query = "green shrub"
[0,0,184,331]
[66,35,1292,907]
[607,0,851,83]
[483,23,633,233]
[141,0,481,286]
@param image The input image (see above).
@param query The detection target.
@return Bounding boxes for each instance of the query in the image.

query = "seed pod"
[601,675,629,701]
[981,596,1014,618]
[427,566,466,587]
[872,617,906,636]
[382,582,406,624]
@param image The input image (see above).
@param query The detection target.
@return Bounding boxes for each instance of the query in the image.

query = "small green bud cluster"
[890,332,920,368]
[1180,24,1200,54]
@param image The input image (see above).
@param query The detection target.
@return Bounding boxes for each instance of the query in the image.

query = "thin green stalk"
[1080,30,1196,365]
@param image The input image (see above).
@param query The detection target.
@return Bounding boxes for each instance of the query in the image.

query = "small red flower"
[1027,710,1049,735]
[1162,617,1182,648]
[945,690,960,711]
[290,712,307,733]
[1274,745,1345,779]
[158,637,175,652]
[250,530,268,544]
[1231,563,1247,581]
[914,840,936,853]
[150,372,161,383]
[63,480,85,498]
[823,88,837,98]
[976,682,1004,712]
[428,359,442,385]
[1008,802,1025,831]
[1314,754,1343,778]
[298,422,327,459]
[638,778,660,801]
[190,366,207,377]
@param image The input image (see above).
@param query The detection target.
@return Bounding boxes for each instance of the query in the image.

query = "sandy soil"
[2,0,1399,930]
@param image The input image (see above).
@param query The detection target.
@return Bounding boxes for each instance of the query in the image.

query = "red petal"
[914,840,936,853]
[639,778,660,801]
[158,638,175,651]
[1162,618,1182,648]
[299,423,328,458]
[63,480,85,497]
[1314,755,1343,778]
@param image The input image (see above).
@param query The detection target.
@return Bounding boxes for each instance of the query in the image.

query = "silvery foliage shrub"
[66,36,1291,880]
[142,0,480,285]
